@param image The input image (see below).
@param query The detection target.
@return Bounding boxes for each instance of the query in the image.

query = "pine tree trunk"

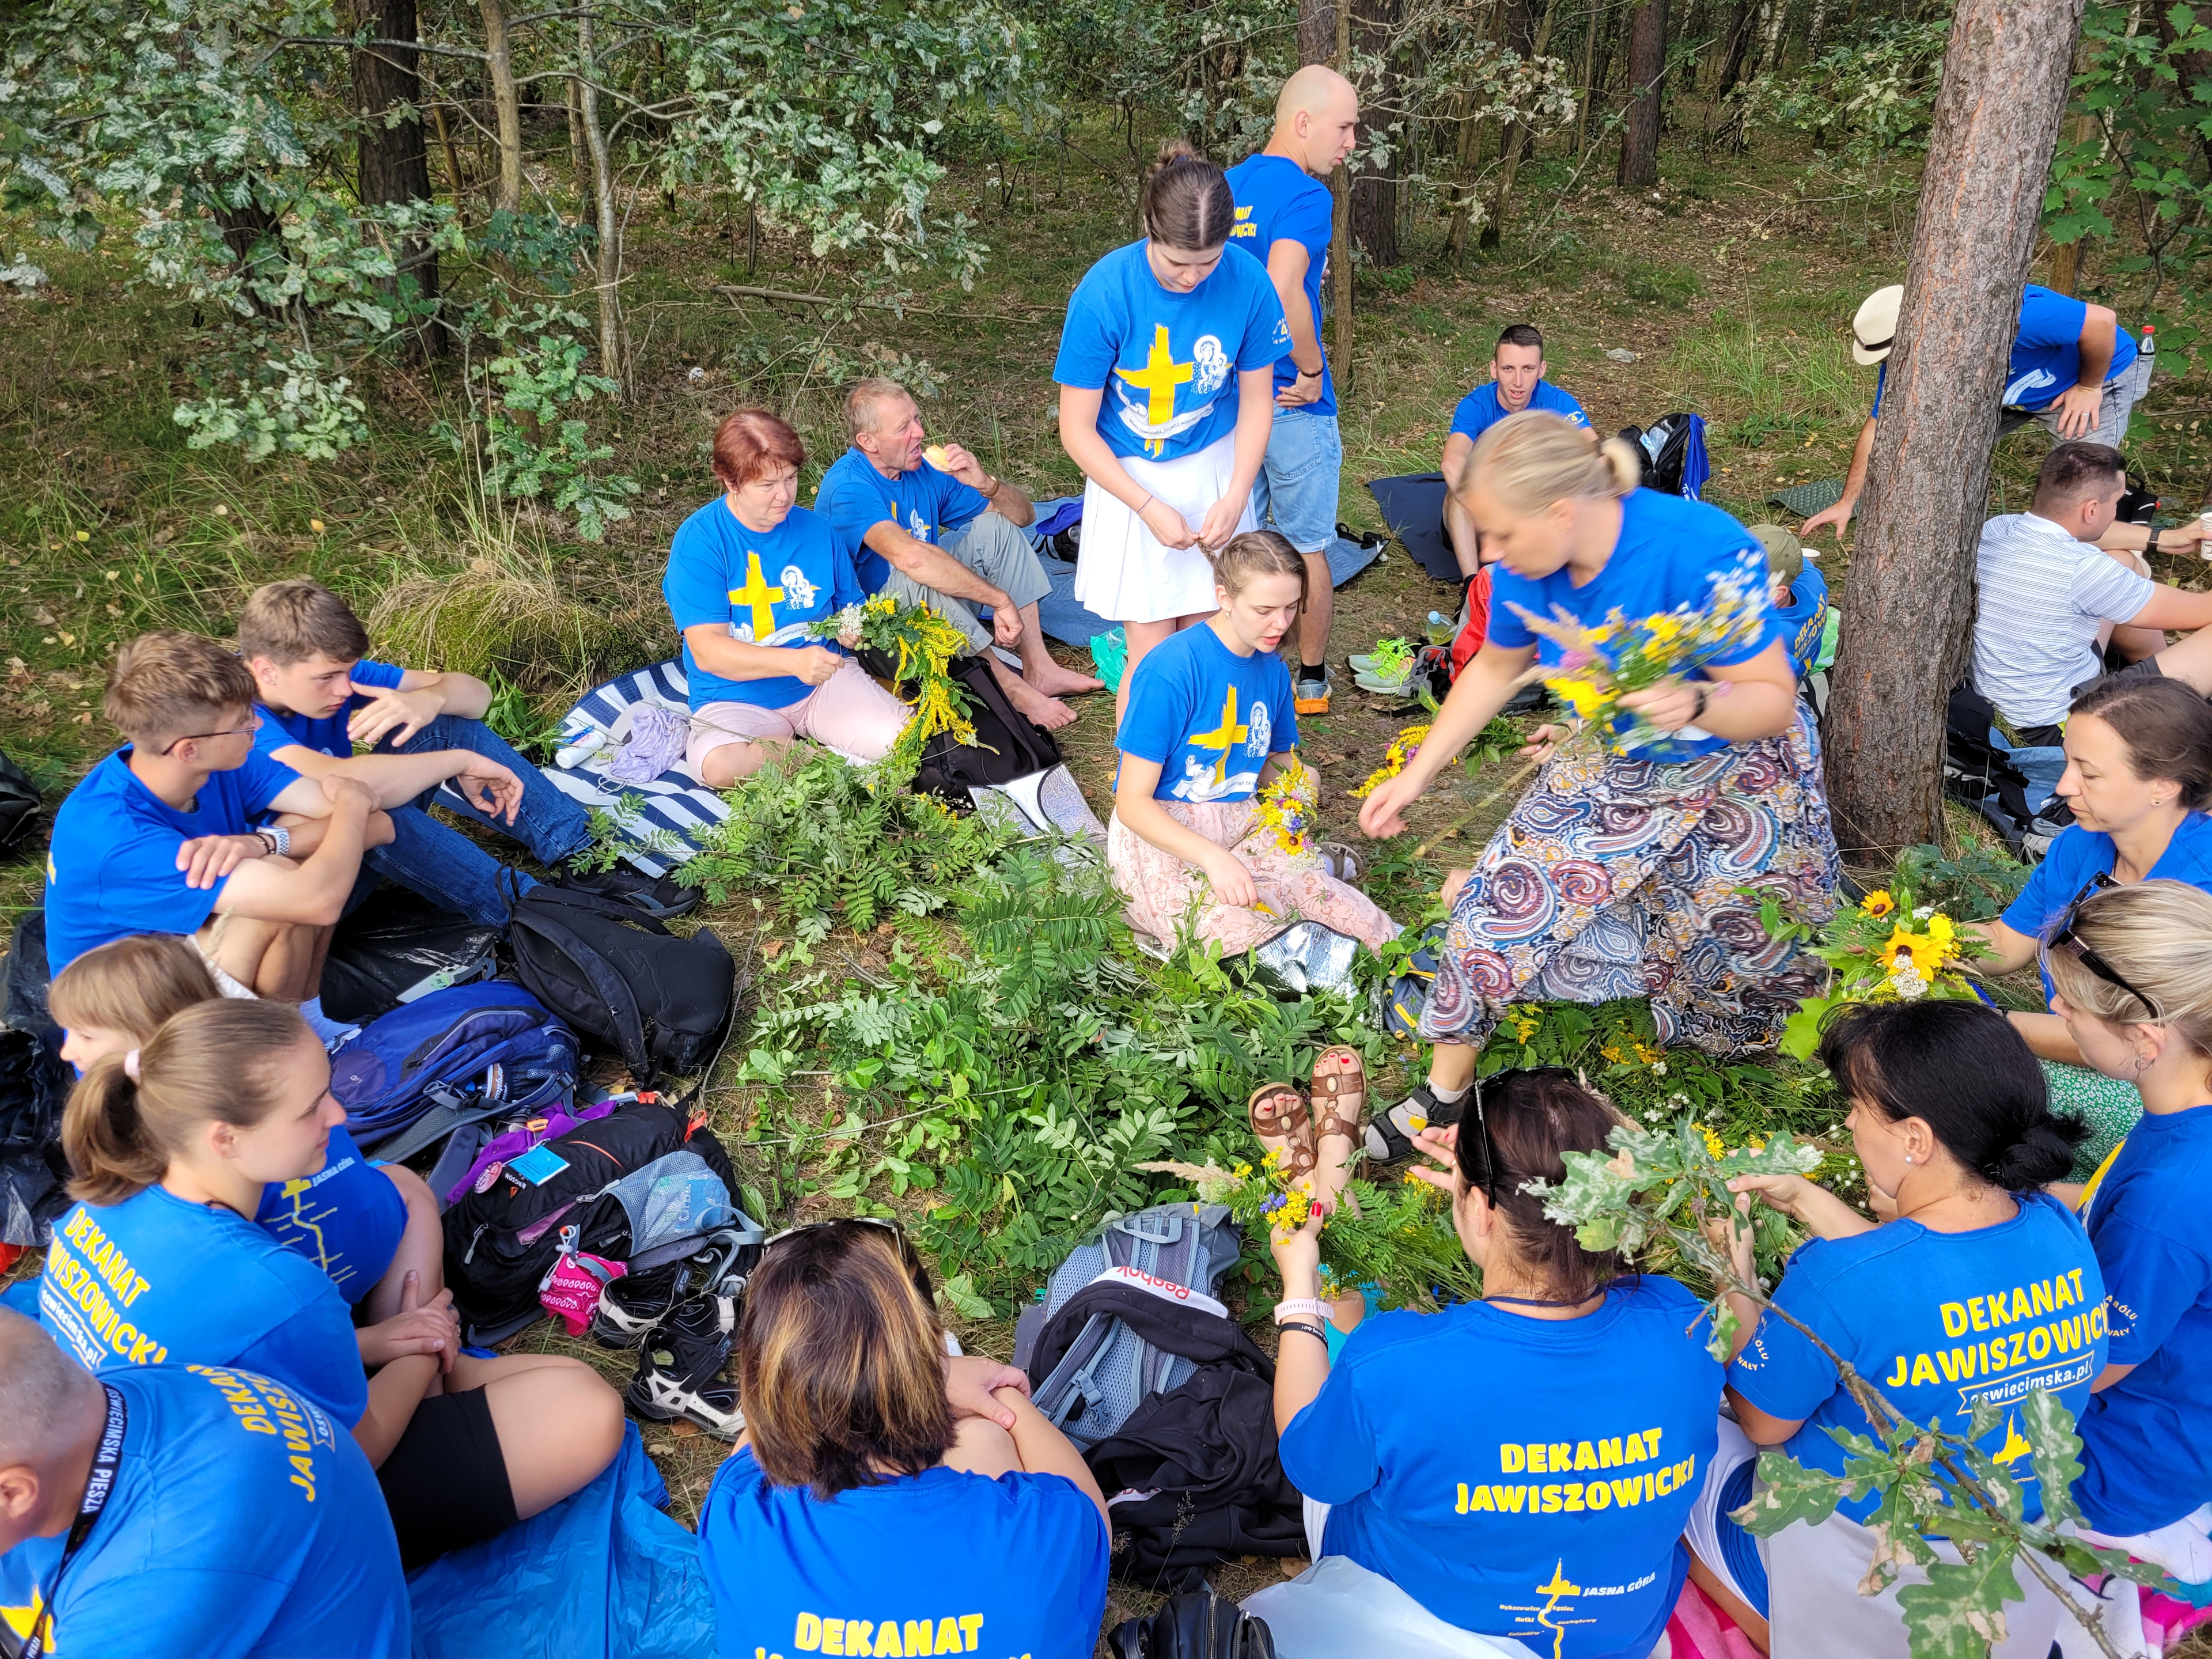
[1616,0,1666,186]
[348,0,444,353]
[1824,0,2088,857]
[479,0,523,214]
[1714,0,1756,93]
[1331,0,1354,397]
[1298,0,1336,65]
[1349,0,1403,265]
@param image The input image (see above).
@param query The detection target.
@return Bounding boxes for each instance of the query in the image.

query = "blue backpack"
[329,982,579,1185]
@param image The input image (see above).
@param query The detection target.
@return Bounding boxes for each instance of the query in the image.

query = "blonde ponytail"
[1460,410,1641,515]
[61,998,315,1207]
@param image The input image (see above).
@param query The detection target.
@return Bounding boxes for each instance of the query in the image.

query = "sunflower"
[1862,889,1896,918]
[1880,926,1946,978]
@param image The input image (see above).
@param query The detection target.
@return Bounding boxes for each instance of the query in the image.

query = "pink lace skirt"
[1107,797,1400,956]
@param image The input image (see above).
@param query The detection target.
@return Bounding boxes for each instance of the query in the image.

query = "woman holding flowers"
[1111,531,1397,956]
[1971,673,2212,1176]
[1357,412,1837,1159]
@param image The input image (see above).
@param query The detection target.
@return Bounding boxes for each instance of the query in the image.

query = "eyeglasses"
[2047,873,2163,1021]
[1466,1066,1577,1203]
[156,710,261,756]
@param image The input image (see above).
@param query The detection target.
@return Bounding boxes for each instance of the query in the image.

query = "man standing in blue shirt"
[1806,282,2176,542]
[1441,324,1590,576]
[816,377,1098,731]
[1226,65,1359,715]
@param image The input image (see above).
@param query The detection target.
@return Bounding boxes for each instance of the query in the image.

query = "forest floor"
[3,112,2209,1644]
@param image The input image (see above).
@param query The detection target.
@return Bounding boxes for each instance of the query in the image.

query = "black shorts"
[377,1386,518,1570]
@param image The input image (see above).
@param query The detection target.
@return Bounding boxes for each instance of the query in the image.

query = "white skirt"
[1074,431,1256,624]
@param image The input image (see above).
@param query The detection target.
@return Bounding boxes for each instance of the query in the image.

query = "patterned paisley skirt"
[1418,705,1841,1053]
[1108,798,1401,956]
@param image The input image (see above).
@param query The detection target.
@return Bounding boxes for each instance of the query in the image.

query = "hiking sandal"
[1361,1080,1462,1166]
[1247,1081,1316,1182]
[1316,842,1361,882]
[1309,1047,1369,1206]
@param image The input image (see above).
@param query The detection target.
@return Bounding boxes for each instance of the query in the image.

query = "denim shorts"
[1252,408,1343,554]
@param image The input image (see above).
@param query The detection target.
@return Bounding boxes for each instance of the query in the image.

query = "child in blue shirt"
[2040,880,2212,1586]
[1110,532,1396,958]
[1691,1001,2101,1656]
[702,1220,1110,1659]
[1441,325,1589,577]
[41,997,624,1570]
[1750,524,1832,681]
[44,631,384,1037]
[238,579,692,924]
[1055,142,1289,716]
[666,408,913,787]
[1264,1070,1724,1658]
[0,1317,410,1659]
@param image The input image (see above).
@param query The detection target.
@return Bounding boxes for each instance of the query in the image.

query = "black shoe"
[626,1294,744,1438]
[589,1261,688,1349]
[555,859,699,920]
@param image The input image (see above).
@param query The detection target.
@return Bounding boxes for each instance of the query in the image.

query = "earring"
[1903,1154,1912,1164]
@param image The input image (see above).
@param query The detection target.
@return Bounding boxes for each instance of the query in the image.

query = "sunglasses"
[760,1215,933,1300]
[1465,1066,1577,1203]
[2048,874,2162,1021]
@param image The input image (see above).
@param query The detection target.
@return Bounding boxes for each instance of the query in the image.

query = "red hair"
[711,408,807,489]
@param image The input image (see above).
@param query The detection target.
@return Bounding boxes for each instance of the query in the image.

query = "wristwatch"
[2148,527,2164,556]
[255,825,290,857]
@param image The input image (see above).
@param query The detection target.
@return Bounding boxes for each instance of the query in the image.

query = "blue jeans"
[347,714,592,926]
[1251,408,1343,555]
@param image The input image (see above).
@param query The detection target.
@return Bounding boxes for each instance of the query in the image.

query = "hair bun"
[1987,1120,2083,1190]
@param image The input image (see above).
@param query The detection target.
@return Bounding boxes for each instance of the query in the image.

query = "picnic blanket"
[1028,497,1388,648]
[1362,474,1460,582]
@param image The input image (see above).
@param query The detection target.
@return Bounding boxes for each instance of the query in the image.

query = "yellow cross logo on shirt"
[727,551,785,639]
[1116,325,1195,429]
[1189,686,1249,784]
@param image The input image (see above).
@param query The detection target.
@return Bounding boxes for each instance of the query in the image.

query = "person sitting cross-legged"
[1974,441,2212,746]
[668,408,916,787]
[698,1219,1109,1659]
[816,376,1100,731]
[44,631,393,1040]
[0,1311,410,1659]
[239,578,694,923]
[1441,324,1590,579]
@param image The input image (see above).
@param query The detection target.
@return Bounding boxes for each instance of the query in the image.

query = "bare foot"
[1006,679,1077,730]
[1024,657,1105,698]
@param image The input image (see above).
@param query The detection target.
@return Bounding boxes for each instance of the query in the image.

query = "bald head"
[1271,66,1360,177]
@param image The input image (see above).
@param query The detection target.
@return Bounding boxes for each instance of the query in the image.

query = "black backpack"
[1618,412,1710,499]
[0,752,39,857]
[860,647,1062,804]
[1109,1586,1277,1659]
[442,1098,738,1340]
[0,911,72,1246]
[501,880,736,1085]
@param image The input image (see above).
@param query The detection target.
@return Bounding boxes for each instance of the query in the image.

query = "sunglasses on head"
[1465,1066,1577,1203]
[2047,873,2163,1022]
[760,1215,933,1300]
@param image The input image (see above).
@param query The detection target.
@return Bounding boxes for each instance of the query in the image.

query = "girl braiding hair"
[1138,139,1237,251]
[2044,877,2212,1052]
[1207,527,1309,604]
[48,932,221,1044]
[63,997,315,1206]
[1460,408,1643,513]
[1452,1069,1630,1304]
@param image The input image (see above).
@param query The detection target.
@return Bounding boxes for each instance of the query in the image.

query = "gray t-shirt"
[1972,512,2154,727]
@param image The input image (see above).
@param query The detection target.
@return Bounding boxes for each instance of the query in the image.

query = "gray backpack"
[1014,1203,1242,1449]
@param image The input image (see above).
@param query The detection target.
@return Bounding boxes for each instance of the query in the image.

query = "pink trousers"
[685,660,912,775]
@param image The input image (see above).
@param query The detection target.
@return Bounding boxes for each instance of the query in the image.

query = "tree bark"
[1483,0,1564,247]
[1616,0,1666,186]
[1714,0,1757,97]
[1805,0,1830,57]
[1348,0,1403,265]
[1755,0,1789,75]
[1823,0,2087,857]
[1331,0,1354,398]
[478,0,523,214]
[348,0,444,351]
[577,12,624,396]
[1298,0,1337,68]
[1574,0,1604,151]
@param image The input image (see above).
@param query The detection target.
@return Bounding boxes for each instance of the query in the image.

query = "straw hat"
[1851,285,1904,365]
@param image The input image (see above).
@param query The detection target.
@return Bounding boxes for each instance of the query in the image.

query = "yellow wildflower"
[1925,911,1957,954]
[1862,890,1896,918]
[1646,615,1683,645]
[1547,677,1605,720]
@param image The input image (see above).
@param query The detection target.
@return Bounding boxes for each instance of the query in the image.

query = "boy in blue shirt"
[814,378,1097,732]
[0,1315,409,1659]
[1750,523,1832,682]
[45,631,389,1032]
[1442,324,1589,575]
[1226,65,1361,714]
[237,579,694,923]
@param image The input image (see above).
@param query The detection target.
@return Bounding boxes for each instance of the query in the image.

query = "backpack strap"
[366,1091,514,1165]
[509,897,657,1080]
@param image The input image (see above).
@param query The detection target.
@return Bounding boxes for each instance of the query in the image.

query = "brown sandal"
[1309,1047,1369,1158]
[1248,1082,1316,1182]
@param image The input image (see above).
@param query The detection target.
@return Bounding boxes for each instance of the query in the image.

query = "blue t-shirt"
[0,1365,407,1659]
[1873,286,2138,416]
[2075,1105,2212,1534]
[254,1127,407,1306]
[41,1185,370,1429]
[1486,490,1777,763]
[1449,378,1590,443]
[2000,816,2212,1000]
[1280,1277,1722,1659]
[663,501,866,712]
[254,660,407,761]
[44,747,302,974]
[1224,153,1336,418]
[1729,1191,2107,1525]
[815,446,991,593]
[1053,240,1290,462]
[1116,622,1298,804]
[699,1448,1109,1659]
[1773,564,1830,681]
